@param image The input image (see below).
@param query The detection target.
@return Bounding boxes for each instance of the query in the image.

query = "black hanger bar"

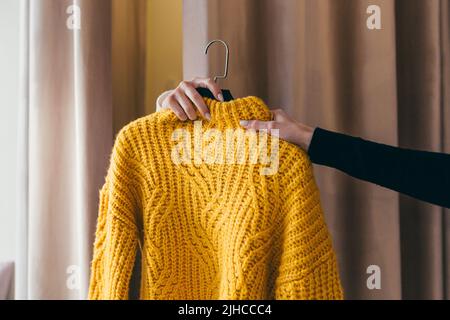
[197,87,234,101]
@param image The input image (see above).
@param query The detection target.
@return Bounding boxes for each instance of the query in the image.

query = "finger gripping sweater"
[88,96,343,300]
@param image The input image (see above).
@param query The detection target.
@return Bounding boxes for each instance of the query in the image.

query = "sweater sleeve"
[308,127,450,209]
[88,129,141,300]
[275,145,343,300]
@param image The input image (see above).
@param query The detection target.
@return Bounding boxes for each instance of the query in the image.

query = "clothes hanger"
[197,39,234,101]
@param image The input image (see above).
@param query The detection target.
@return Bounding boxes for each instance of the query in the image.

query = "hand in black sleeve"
[308,128,450,209]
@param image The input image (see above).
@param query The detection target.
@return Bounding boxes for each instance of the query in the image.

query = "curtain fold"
[395,0,449,299]
[17,0,147,299]
[183,0,449,299]
[17,0,113,299]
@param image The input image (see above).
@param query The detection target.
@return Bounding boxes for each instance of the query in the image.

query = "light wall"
[0,0,19,263]
[112,0,182,133]
[146,0,183,113]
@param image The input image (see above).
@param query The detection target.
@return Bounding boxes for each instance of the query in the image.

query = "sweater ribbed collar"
[158,96,273,127]
[205,96,273,124]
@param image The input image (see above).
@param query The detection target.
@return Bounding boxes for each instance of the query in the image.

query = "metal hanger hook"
[205,39,229,83]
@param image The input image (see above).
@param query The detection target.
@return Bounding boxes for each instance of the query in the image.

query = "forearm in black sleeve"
[307,127,450,209]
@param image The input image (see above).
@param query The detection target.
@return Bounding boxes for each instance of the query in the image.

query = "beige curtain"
[17,0,149,299]
[183,0,449,299]
[18,0,113,299]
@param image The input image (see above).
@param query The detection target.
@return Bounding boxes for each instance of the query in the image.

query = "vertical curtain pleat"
[21,0,113,299]
[75,0,113,298]
[28,0,77,299]
[395,0,447,300]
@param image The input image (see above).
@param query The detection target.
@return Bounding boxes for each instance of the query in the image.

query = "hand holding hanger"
[161,77,223,121]
[161,40,233,121]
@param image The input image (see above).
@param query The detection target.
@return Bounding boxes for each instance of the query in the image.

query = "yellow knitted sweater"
[88,96,343,300]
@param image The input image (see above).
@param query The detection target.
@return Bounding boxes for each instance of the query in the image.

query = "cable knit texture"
[88,96,343,300]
